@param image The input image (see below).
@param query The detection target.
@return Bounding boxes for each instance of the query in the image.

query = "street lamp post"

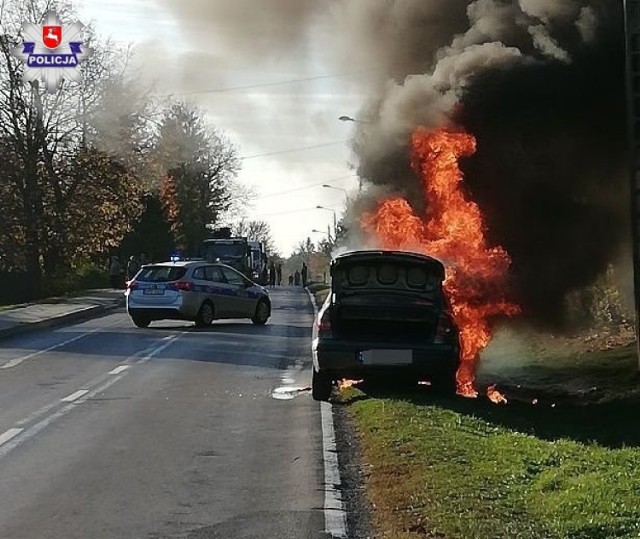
[322,184,349,204]
[338,115,368,124]
[312,229,332,284]
[316,205,337,237]
[338,115,369,192]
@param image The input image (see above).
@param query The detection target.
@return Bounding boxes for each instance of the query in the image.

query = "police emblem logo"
[12,10,93,93]
[42,25,62,50]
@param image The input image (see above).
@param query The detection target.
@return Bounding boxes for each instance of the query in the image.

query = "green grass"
[345,387,640,539]
[307,282,329,307]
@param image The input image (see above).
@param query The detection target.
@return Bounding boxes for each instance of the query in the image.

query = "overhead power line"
[252,205,340,219]
[253,174,356,200]
[240,140,349,160]
[153,69,379,97]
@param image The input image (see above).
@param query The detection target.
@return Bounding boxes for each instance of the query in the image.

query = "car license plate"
[143,288,165,295]
[360,350,412,366]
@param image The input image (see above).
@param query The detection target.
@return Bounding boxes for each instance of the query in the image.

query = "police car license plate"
[144,288,164,295]
[360,350,412,365]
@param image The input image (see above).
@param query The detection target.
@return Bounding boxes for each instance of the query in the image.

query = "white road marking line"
[0,331,187,462]
[321,402,347,537]
[135,332,187,365]
[108,365,129,375]
[0,375,125,461]
[60,389,89,402]
[0,428,23,447]
[0,318,121,370]
[305,288,347,538]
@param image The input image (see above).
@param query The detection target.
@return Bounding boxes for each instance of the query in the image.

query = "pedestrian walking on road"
[127,255,140,281]
[294,269,301,286]
[301,263,308,288]
[288,275,293,285]
[269,262,276,287]
[109,256,122,289]
[276,264,282,286]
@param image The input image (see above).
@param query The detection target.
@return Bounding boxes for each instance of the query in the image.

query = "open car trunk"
[331,252,445,343]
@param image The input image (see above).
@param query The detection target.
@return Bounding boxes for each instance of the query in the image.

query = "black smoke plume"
[159,0,629,327]
[351,0,628,328]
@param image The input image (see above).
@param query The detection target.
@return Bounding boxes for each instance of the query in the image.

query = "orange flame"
[486,385,508,404]
[361,126,520,396]
[338,379,363,391]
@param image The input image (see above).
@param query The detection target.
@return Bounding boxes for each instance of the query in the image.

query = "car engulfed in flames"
[361,126,520,400]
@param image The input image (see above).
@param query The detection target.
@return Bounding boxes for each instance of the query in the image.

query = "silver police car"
[125,261,271,328]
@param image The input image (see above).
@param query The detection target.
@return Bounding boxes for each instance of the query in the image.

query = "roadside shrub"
[565,264,633,332]
[43,261,109,297]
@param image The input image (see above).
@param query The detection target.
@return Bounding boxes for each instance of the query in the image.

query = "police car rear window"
[136,266,187,282]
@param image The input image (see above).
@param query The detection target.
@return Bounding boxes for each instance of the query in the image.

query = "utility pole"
[624,0,640,366]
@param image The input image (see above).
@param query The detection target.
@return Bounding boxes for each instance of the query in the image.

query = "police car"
[125,260,270,328]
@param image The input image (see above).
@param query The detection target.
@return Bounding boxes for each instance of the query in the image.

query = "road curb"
[305,286,348,539]
[0,298,125,342]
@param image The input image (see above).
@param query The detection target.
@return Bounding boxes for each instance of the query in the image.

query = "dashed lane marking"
[60,389,89,403]
[0,428,23,447]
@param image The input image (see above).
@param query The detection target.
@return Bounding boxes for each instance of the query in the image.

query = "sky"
[74,0,364,257]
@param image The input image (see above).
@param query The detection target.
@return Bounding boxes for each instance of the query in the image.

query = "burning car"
[311,250,460,401]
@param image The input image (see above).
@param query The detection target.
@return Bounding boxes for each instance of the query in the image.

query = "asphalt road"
[0,287,327,539]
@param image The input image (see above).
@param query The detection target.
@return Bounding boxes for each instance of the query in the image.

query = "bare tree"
[233,219,276,254]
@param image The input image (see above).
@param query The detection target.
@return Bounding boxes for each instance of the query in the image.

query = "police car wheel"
[195,301,214,327]
[251,300,269,325]
[131,316,150,328]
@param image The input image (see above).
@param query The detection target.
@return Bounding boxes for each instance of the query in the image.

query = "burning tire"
[312,368,332,401]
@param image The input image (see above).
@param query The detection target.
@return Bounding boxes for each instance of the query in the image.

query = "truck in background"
[248,240,268,285]
[200,228,253,278]
[199,228,270,284]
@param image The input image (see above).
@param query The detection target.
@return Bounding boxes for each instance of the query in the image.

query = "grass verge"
[307,282,329,306]
[343,385,640,539]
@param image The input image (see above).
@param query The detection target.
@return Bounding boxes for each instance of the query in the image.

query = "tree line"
[0,1,243,299]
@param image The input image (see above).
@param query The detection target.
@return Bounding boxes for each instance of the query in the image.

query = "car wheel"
[251,300,270,325]
[195,301,215,328]
[131,316,151,328]
[312,368,333,401]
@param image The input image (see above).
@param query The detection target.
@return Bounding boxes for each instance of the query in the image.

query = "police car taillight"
[170,280,193,292]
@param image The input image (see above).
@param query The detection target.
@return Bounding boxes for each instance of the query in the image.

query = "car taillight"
[318,309,331,332]
[126,280,139,290]
[170,280,193,292]
[435,314,453,342]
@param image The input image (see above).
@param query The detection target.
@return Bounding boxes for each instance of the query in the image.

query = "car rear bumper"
[126,291,201,321]
[127,307,190,320]
[313,337,459,377]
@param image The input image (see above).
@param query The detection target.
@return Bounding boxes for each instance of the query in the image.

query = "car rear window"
[136,266,187,282]
[339,261,442,294]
